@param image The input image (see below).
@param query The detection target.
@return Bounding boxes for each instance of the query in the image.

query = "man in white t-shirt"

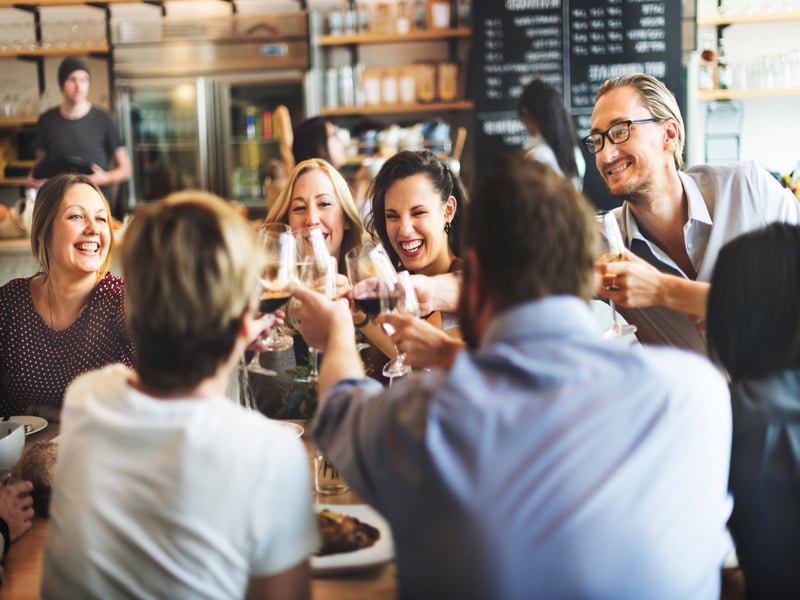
[41,192,318,599]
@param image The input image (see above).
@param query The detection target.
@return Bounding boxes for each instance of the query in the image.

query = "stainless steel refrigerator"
[112,11,310,213]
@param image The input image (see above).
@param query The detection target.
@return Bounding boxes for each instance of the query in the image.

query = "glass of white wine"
[596,211,637,339]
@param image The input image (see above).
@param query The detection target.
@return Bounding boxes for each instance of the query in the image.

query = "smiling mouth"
[606,161,632,176]
[399,240,423,254]
[75,242,100,253]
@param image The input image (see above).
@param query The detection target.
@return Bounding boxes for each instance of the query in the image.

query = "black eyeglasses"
[581,118,660,154]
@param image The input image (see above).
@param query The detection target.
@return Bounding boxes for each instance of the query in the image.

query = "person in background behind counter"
[292,153,733,599]
[0,173,135,422]
[519,78,585,190]
[42,192,316,599]
[28,56,131,218]
[707,223,800,600]
[587,73,800,354]
[292,117,347,170]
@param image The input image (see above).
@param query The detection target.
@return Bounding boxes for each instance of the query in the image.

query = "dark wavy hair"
[292,117,334,165]
[518,79,580,181]
[707,223,800,382]
[365,149,466,270]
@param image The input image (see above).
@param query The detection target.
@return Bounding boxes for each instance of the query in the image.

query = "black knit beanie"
[58,56,90,90]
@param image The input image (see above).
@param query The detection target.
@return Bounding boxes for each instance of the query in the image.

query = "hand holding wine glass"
[345,241,410,378]
[596,211,637,339]
[380,269,421,378]
[245,223,296,375]
[294,226,337,382]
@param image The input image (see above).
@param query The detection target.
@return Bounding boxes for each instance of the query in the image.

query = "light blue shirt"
[616,160,800,354]
[314,296,732,600]
[523,134,586,190]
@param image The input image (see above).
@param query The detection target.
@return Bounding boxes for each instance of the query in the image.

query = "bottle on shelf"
[344,1,358,35]
[397,1,411,34]
[717,40,731,90]
[413,0,426,30]
[699,33,717,91]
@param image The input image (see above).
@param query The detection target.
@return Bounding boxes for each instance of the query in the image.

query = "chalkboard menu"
[472,0,683,210]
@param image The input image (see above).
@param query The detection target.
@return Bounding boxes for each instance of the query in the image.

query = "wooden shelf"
[0,177,29,187]
[0,117,37,128]
[699,87,800,100]
[696,11,800,26]
[322,100,473,117]
[0,44,108,59]
[319,28,471,46]
[0,0,139,5]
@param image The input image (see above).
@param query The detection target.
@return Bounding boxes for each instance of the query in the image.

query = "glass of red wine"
[245,223,296,375]
[345,241,407,377]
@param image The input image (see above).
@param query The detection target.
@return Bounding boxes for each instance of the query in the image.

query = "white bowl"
[0,422,25,471]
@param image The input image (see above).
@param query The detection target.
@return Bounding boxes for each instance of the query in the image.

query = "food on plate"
[315,508,380,555]
[16,440,58,517]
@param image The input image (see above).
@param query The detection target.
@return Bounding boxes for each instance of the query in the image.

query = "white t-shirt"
[42,364,318,600]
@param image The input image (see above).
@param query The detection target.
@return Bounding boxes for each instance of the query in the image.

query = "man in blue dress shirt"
[293,153,733,600]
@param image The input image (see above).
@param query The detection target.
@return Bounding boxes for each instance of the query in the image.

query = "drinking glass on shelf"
[294,226,337,383]
[596,212,637,339]
[245,223,296,376]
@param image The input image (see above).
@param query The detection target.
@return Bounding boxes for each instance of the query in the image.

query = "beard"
[457,267,480,350]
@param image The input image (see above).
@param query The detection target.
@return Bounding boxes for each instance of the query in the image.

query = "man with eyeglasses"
[585,73,800,355]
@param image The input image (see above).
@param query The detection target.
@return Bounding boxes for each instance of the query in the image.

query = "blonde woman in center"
[264,158,396,370]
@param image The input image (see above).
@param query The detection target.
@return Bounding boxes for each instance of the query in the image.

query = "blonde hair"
[596,73,685,169]
[122,190,261,392]
[265,158,365,271]
[30,173,114,282]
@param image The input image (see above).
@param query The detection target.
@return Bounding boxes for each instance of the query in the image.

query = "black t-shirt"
[35,106,123,171]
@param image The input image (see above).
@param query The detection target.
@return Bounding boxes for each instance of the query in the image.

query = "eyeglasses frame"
[582,118,661,155]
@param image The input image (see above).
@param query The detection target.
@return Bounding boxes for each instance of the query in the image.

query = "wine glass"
[245,224,296,375]
[596,211,638,339]
[294,226,337,383]
[345,241,407,377]
[380,269,420,379]
[259,223,297,352]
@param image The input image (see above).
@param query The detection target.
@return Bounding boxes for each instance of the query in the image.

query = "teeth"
[608,162,630,175]
[76,243,99,252]
[400,240,422,252]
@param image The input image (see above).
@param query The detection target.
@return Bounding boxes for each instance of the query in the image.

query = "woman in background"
[0,173,134,421]
[707,222,800,600]
[519,78,585,190]
[292,117,347,169]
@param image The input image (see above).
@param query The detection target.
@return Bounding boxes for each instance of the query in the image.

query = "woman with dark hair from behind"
[519,79,585,190]
[706,222,800,600]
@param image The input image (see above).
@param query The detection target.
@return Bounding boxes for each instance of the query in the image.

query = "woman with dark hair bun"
[519,78,585,190]
[707,222,800,600]
[365,149,465,277]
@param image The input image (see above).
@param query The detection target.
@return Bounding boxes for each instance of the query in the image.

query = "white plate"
[271,420,304,438]
[7,416,48,436]
[312,504,394,576]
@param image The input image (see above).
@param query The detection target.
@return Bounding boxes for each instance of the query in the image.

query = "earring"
[444,221,452,235]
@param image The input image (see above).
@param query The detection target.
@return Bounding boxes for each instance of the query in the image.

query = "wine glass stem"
[609,299,620,332]
[248,351,262,369]
[308,348,320,381]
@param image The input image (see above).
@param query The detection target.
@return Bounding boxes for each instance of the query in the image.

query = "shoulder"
[0,277,33,305]
[641,346,728,401]
[90,273,125,307]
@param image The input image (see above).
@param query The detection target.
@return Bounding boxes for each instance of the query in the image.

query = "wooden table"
[0,420,397,599]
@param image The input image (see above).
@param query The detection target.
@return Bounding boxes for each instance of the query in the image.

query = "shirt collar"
[621,170,713,245]
[481,296,599,347]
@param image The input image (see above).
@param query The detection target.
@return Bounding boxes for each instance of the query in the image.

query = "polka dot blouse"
[0,273,135,418]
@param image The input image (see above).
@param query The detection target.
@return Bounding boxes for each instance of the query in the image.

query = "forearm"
[658,275,710,316]
[318,322,366,406]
